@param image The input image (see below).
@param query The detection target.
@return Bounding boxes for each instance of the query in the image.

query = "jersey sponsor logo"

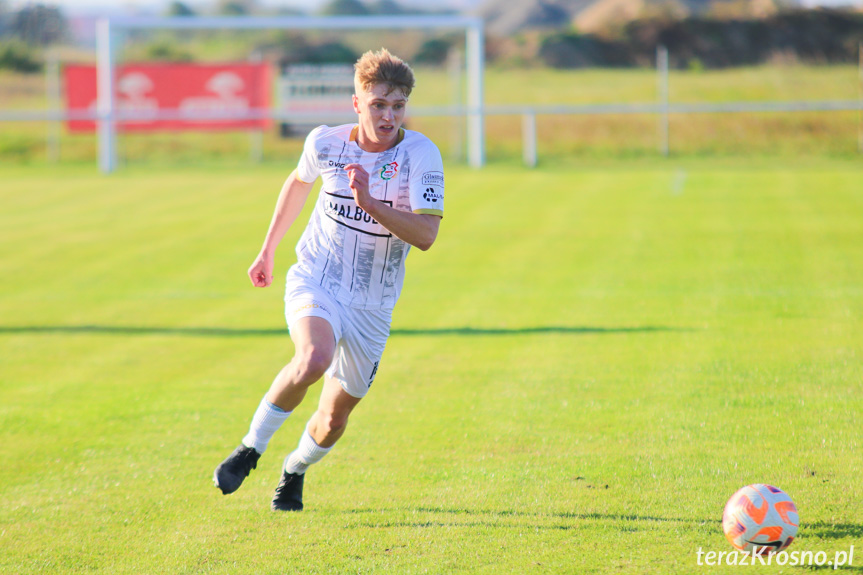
[422,187,443,203]
[328,160,347,169]
[323,192,393,237]
[291,302,330,315]
[380,161,399,180]
[422,171,444,186]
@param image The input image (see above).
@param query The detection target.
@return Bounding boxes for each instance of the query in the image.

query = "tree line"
[539,9,863,69]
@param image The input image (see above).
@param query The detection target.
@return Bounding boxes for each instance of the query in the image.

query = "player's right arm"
[248,170,315,288]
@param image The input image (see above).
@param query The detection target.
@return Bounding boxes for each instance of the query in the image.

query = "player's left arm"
[345,163,441,251]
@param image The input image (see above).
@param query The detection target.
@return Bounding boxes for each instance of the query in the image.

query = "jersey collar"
[350,125,405,148]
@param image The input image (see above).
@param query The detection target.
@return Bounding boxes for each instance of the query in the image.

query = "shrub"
[414,38,453,65]
[0,40,42,73]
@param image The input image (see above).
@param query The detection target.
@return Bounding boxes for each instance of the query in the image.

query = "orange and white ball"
[722,484,798,555]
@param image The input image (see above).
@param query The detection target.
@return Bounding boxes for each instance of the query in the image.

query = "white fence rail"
[2,99,861,169]
[2,30,862,170]
[4,100,861,123]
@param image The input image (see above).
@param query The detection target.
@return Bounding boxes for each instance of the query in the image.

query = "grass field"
[1,158,862,573]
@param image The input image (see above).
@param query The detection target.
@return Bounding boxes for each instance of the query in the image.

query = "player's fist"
[344,163,371,208]
[248,256,274,288]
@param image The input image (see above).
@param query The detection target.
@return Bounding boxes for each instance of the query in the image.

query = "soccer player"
[213,48,445,511]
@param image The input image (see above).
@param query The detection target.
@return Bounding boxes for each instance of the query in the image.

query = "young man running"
[213,48,445,511]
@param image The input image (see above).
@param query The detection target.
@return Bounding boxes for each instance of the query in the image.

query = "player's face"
[353,83,407,153]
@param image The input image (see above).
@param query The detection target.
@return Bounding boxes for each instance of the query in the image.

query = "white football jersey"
[290,124,445,311]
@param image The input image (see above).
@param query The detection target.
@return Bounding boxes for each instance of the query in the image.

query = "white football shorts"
[284,273,391,399]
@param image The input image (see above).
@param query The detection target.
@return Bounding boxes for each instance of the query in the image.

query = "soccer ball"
[722,484,798,554]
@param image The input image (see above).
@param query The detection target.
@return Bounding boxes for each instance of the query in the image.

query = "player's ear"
[352,94,360,114]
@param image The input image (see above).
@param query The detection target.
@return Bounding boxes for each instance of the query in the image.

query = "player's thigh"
[284,275,341,366]
[289,316,337,368]
[285,273,342,343]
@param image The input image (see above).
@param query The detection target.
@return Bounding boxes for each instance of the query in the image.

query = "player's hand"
[248,255,274,288]
[345,164,372,211]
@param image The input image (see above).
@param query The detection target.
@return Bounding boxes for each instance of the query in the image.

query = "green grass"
[1,159,862,573]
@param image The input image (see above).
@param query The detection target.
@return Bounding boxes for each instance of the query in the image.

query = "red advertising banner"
[65,63,271,132]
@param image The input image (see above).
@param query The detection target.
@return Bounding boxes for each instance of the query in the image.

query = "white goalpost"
[95,15,485,173]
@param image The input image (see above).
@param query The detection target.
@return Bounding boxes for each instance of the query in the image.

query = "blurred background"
[1,0,862,167]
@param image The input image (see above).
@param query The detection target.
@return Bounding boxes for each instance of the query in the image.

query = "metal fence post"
[96,18,117,174]
[249,50,264,164]
[46,49,61,163]
[466,21,485,168]
[858,42,862,155]
[657,45,669,157]
[447,47,464,163]
[522,111,537,168]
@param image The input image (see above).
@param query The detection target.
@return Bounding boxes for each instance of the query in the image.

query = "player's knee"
[293,347,332,384]
[317,411,348,436]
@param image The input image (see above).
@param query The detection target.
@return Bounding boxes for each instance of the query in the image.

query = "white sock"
[284,430,331,475]
[241,398,291,454]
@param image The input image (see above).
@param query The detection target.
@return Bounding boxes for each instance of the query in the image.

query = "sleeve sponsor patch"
[422,171,444,187]
[421,187,443,204]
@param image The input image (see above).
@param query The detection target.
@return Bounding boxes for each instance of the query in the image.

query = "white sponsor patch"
[422,171,444,187]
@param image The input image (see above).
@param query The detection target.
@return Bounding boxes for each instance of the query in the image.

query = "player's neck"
[352,126,404,153]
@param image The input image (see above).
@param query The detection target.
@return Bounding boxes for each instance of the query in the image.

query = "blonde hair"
[354,48,415,98]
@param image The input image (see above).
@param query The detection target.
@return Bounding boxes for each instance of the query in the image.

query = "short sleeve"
[409,141,444,217]
[296,126,324,184]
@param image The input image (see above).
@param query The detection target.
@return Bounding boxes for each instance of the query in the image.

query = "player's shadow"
[340,506,708,531]
[411,506,704,523]
[803,520,863,540]
[0,324,686,337]
[392,326,686,336]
